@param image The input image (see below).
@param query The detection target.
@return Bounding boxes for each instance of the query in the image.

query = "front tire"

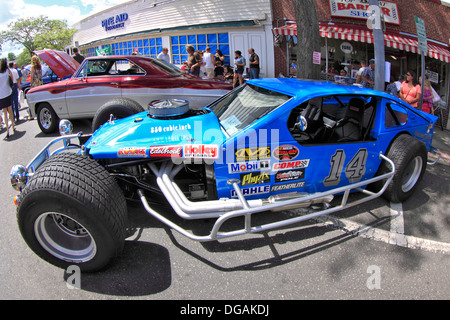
[37,103,59,133]
[17,152,127,272]
[92,98,144,132]
[381,134,427,203]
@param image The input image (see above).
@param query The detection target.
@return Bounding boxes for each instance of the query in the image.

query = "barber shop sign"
[329,0,400,25]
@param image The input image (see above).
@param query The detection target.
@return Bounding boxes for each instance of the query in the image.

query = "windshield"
[211,83,292,136]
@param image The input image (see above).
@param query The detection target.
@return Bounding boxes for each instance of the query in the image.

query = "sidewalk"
[431,128,450,166]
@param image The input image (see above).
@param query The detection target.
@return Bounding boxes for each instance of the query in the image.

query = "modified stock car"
[11,79,440,272]
[26,49,232,133]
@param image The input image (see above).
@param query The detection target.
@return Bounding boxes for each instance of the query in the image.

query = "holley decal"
[183,144,219,159]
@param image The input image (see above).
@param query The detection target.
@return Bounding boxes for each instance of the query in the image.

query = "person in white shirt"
[202,47,215,78]
[9,62,21,122]
[157,48,171,63]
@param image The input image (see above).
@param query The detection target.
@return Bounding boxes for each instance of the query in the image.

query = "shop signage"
[102,13,129,31]
[329,0,400,25]
[340,42,353,54]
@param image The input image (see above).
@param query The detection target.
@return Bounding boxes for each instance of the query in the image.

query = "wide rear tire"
[17,152,127,272]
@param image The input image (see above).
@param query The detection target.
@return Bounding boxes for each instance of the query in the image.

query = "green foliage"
[0,15,76,57]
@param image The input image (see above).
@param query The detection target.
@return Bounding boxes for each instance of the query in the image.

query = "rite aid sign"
[329,0,400,25]
[102,13,129,31]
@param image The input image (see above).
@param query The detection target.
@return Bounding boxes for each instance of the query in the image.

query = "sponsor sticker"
[273,145,299,161]
[228,160,270,174]
[272,159,310,171]
[117,147,148,158]
[149,145,182,157]
[230,185,270,197]
[275,168,305,183]
[183,144,219,159]
[271,181,305,192]
[235,147,270,162]
[240,171,271,186]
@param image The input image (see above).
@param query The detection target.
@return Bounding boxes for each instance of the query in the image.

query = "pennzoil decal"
[235,147,270,162]
[117,147,148,158]
[240,171,270,186]
[273,145,299,161]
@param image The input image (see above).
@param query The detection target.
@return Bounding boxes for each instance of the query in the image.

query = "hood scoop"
[148,99,190,119]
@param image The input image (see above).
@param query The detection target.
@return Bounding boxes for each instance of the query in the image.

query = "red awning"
[273,24,450,63]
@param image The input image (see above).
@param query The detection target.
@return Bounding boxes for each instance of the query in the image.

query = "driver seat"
[333,98,365,142]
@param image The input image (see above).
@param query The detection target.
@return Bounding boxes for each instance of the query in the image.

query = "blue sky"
[0,0,130,56]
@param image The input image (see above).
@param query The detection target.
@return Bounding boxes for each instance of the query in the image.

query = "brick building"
[271,0,450,128]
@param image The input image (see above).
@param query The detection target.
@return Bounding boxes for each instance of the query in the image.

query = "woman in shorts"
[233,50,246,88]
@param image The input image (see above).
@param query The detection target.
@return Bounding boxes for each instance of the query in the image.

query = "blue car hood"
[86,110,225,160]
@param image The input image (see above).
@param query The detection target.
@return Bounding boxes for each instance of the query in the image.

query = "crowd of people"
[331,58,438,115]
[179,46,260,87]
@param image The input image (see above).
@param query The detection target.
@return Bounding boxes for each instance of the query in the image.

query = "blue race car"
[10,78,440,271]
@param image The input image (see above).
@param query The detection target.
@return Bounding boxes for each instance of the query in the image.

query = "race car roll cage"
[20,133,420,243]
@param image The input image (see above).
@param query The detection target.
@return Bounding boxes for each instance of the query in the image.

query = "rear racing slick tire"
[92,98,144,132]
[379,134,427,203]
[17,152,128,272]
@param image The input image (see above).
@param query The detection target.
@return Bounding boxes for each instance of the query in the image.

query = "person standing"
[419,76,435,114]
[360,59,375,89]
[355,61,367,84]
[184,45,202,76]
[203,47,215,78]
[72,48,85,64]
[399,70,421,109]
[248,48,260,79]
[233,50,246,88]
[8,62,21,122]
[28,55,43,120]
[157,47,171,63]
[0,58,16,138]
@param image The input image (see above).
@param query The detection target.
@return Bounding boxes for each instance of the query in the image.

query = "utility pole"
[368,0,385,91]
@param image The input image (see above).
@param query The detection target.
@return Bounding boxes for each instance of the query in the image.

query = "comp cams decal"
[272,159,310,171]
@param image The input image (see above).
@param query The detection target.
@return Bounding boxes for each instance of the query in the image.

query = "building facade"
[72,0,276,77]
[271,0,450,128]
[72,0,450,127]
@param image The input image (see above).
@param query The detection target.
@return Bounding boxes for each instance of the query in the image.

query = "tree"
[292,0,321,80]
[0,15,76,56]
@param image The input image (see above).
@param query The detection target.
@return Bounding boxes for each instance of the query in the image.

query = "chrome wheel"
[39,107,53,130]
[34,212,97,263]
[401,156,423,193]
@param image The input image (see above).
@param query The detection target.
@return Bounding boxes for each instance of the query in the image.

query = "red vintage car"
[27,49,233,133]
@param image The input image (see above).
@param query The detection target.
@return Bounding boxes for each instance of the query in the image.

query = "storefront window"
[171,33,230,65]
[111,37,163,58]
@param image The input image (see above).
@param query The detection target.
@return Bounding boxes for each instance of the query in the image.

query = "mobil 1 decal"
[323,148,368,187]
[272,145,299,161]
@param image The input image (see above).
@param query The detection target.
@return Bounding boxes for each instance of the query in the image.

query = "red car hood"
[34,49,79,79]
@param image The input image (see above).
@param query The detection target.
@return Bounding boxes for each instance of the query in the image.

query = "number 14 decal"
[324,149,368,187]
